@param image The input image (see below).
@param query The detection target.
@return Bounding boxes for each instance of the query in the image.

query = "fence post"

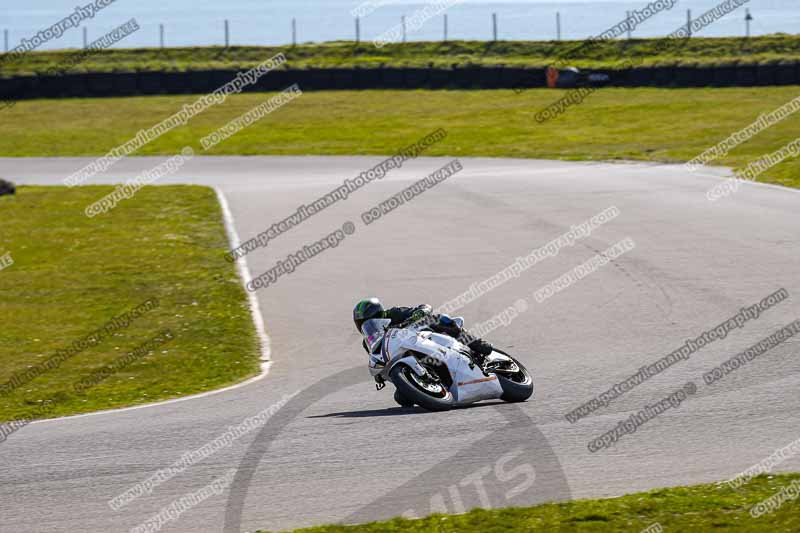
[83,27,87,48]
[492,13,497,41]
[687,9,692,37]
[224,19,230,47]
[292,18,297,46]
[356,17,360,44]
[402,15,406,43]
[159,24,164,49]
[444,14,448,42]
[626,11,632,39]
[556,12,561,41]
[745,8,753,38]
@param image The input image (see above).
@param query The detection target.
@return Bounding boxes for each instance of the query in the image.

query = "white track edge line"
[30,187,273,425]
[215,186,273,362]
[676,165,800,195]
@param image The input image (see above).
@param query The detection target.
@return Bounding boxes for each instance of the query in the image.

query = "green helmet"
[353,297,384,332]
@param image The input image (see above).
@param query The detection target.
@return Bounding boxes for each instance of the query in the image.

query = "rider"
[353,297,493,359]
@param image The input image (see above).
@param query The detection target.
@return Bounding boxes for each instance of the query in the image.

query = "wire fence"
[2,7,765,52]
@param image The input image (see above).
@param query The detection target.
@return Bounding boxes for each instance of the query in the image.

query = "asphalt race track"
[1,156,799,532]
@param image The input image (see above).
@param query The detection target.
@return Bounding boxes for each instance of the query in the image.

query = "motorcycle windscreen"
[361,318,391,353]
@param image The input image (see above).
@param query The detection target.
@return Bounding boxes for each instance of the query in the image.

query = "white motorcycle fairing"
[375,326,505,407]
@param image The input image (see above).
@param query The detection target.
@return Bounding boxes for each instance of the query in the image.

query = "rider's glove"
[410,304,433,322]
[435,314,462,337]
[439,314,457,327]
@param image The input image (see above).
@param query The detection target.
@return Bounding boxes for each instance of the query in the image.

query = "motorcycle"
[363,316,534,411]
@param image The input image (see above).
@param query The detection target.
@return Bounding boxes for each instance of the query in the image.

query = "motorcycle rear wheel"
[389,364,454,412]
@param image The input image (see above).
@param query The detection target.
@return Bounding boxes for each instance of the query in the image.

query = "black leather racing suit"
[362,304,493,357]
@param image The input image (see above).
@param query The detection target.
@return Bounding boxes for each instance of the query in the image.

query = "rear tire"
[389,365,453,412]
[493,355,534,403]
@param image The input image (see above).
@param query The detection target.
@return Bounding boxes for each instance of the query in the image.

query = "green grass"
[0,185,260,421]
[2,36,800,76]
[261,474,800,532]
[1,87,799,189]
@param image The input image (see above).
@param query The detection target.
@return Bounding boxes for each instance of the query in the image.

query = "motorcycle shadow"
[307,400,509,418]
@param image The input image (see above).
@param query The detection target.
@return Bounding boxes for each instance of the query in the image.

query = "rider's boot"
[467,339,493,368]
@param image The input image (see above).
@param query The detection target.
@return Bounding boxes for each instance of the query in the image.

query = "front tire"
[492,355,534,403]
[389,365,453,412]
[393,389,415,408]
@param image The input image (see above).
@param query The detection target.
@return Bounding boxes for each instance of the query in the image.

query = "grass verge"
[0,185,260,421]
[2,36,800,76]
[1,87,799,189]
[261,474,800,532]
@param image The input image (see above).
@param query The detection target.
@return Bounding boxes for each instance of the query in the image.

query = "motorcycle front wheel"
[393,389,415,408]
[389,364,454,412]
[492,355,534,403]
